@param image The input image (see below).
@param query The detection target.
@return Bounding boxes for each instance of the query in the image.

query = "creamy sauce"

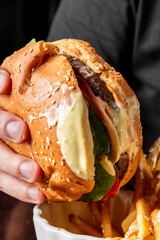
[39,106,58,128]
[112,95,140,160]
[57,90,95,180]
[94,94,139,161]
[100,154,115,176]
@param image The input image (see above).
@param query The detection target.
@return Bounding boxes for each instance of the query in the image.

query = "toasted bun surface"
[0,39,142,202]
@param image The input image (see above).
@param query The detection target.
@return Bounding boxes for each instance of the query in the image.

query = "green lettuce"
[80,110,116,201]
[26,38,36,46]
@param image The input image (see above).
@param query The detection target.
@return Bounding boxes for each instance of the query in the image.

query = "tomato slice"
[101,166,119,200]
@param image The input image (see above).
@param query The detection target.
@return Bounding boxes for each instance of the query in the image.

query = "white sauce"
[57,91,95,180]
[39,106,58,128]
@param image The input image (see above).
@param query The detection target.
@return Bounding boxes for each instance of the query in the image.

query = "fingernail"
[27,186,40,200]
[6,120,22,140]
[20,161,35,179]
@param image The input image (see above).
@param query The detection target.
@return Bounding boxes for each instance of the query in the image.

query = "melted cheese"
[94,94,139,161]
[112,95,140,160]
[100,154,116,176]
[57,90,95,180]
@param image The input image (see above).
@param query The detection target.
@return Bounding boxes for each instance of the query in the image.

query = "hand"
[0,68,46,203]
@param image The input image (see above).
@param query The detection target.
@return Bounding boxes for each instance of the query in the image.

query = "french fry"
[89,201,102,224]
[136,198,152,239]
[69,214,103,238]
[101,202,112,238]
[135,150,153,200]
[150,201,160,240]
[124,219,138,238]
[153,156,160,178]
[147,137,160,173]
[121,209,137,234]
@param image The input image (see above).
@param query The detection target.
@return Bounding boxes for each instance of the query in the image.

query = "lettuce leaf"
[80,110,116,201]
[26,38,36,46]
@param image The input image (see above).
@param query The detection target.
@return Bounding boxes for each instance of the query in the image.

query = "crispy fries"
[121,209,136,233]
[136,198,151,239]
[89,201,102,224]
[69,137,160,240]
[147,137,160,173]
[69,214,103,238]
[101,202,113,238]
[124,219,138,238]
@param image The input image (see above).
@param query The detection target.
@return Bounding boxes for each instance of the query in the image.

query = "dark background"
[0,0,60,64]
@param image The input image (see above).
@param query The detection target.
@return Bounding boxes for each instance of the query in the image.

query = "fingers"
[0,108,29,143]
[0,170,45,203]
[0,140,45,203]
[0,68,12,94]
[0,140,42,182]
[0,68,45,203]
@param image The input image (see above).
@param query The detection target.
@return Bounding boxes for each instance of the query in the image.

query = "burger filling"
[80,109,116,201]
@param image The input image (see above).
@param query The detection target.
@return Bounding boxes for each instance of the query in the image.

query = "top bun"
[0,39,142,202]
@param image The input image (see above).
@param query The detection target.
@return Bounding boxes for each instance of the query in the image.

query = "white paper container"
[33,190,134,240]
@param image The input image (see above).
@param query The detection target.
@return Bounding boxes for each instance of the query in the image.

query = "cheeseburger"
[0,39,142,202]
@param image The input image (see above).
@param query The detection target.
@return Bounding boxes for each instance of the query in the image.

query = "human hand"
[0,68,46,203]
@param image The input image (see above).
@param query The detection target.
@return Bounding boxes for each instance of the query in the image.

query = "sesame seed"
[66,178,70,182]
[23,53,27,56]
[42,145,45,149]
[47,93,52,98]
[29,48,33,53]
[51,100,55,104]
[54,87,59,92]
[40,151,43,154]
[46,137,51,146]
[38,131,41,135]
[61,159,65,166]
[52,160,56,165]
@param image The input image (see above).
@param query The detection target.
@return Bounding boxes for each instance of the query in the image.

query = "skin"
[0,67,46,203]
